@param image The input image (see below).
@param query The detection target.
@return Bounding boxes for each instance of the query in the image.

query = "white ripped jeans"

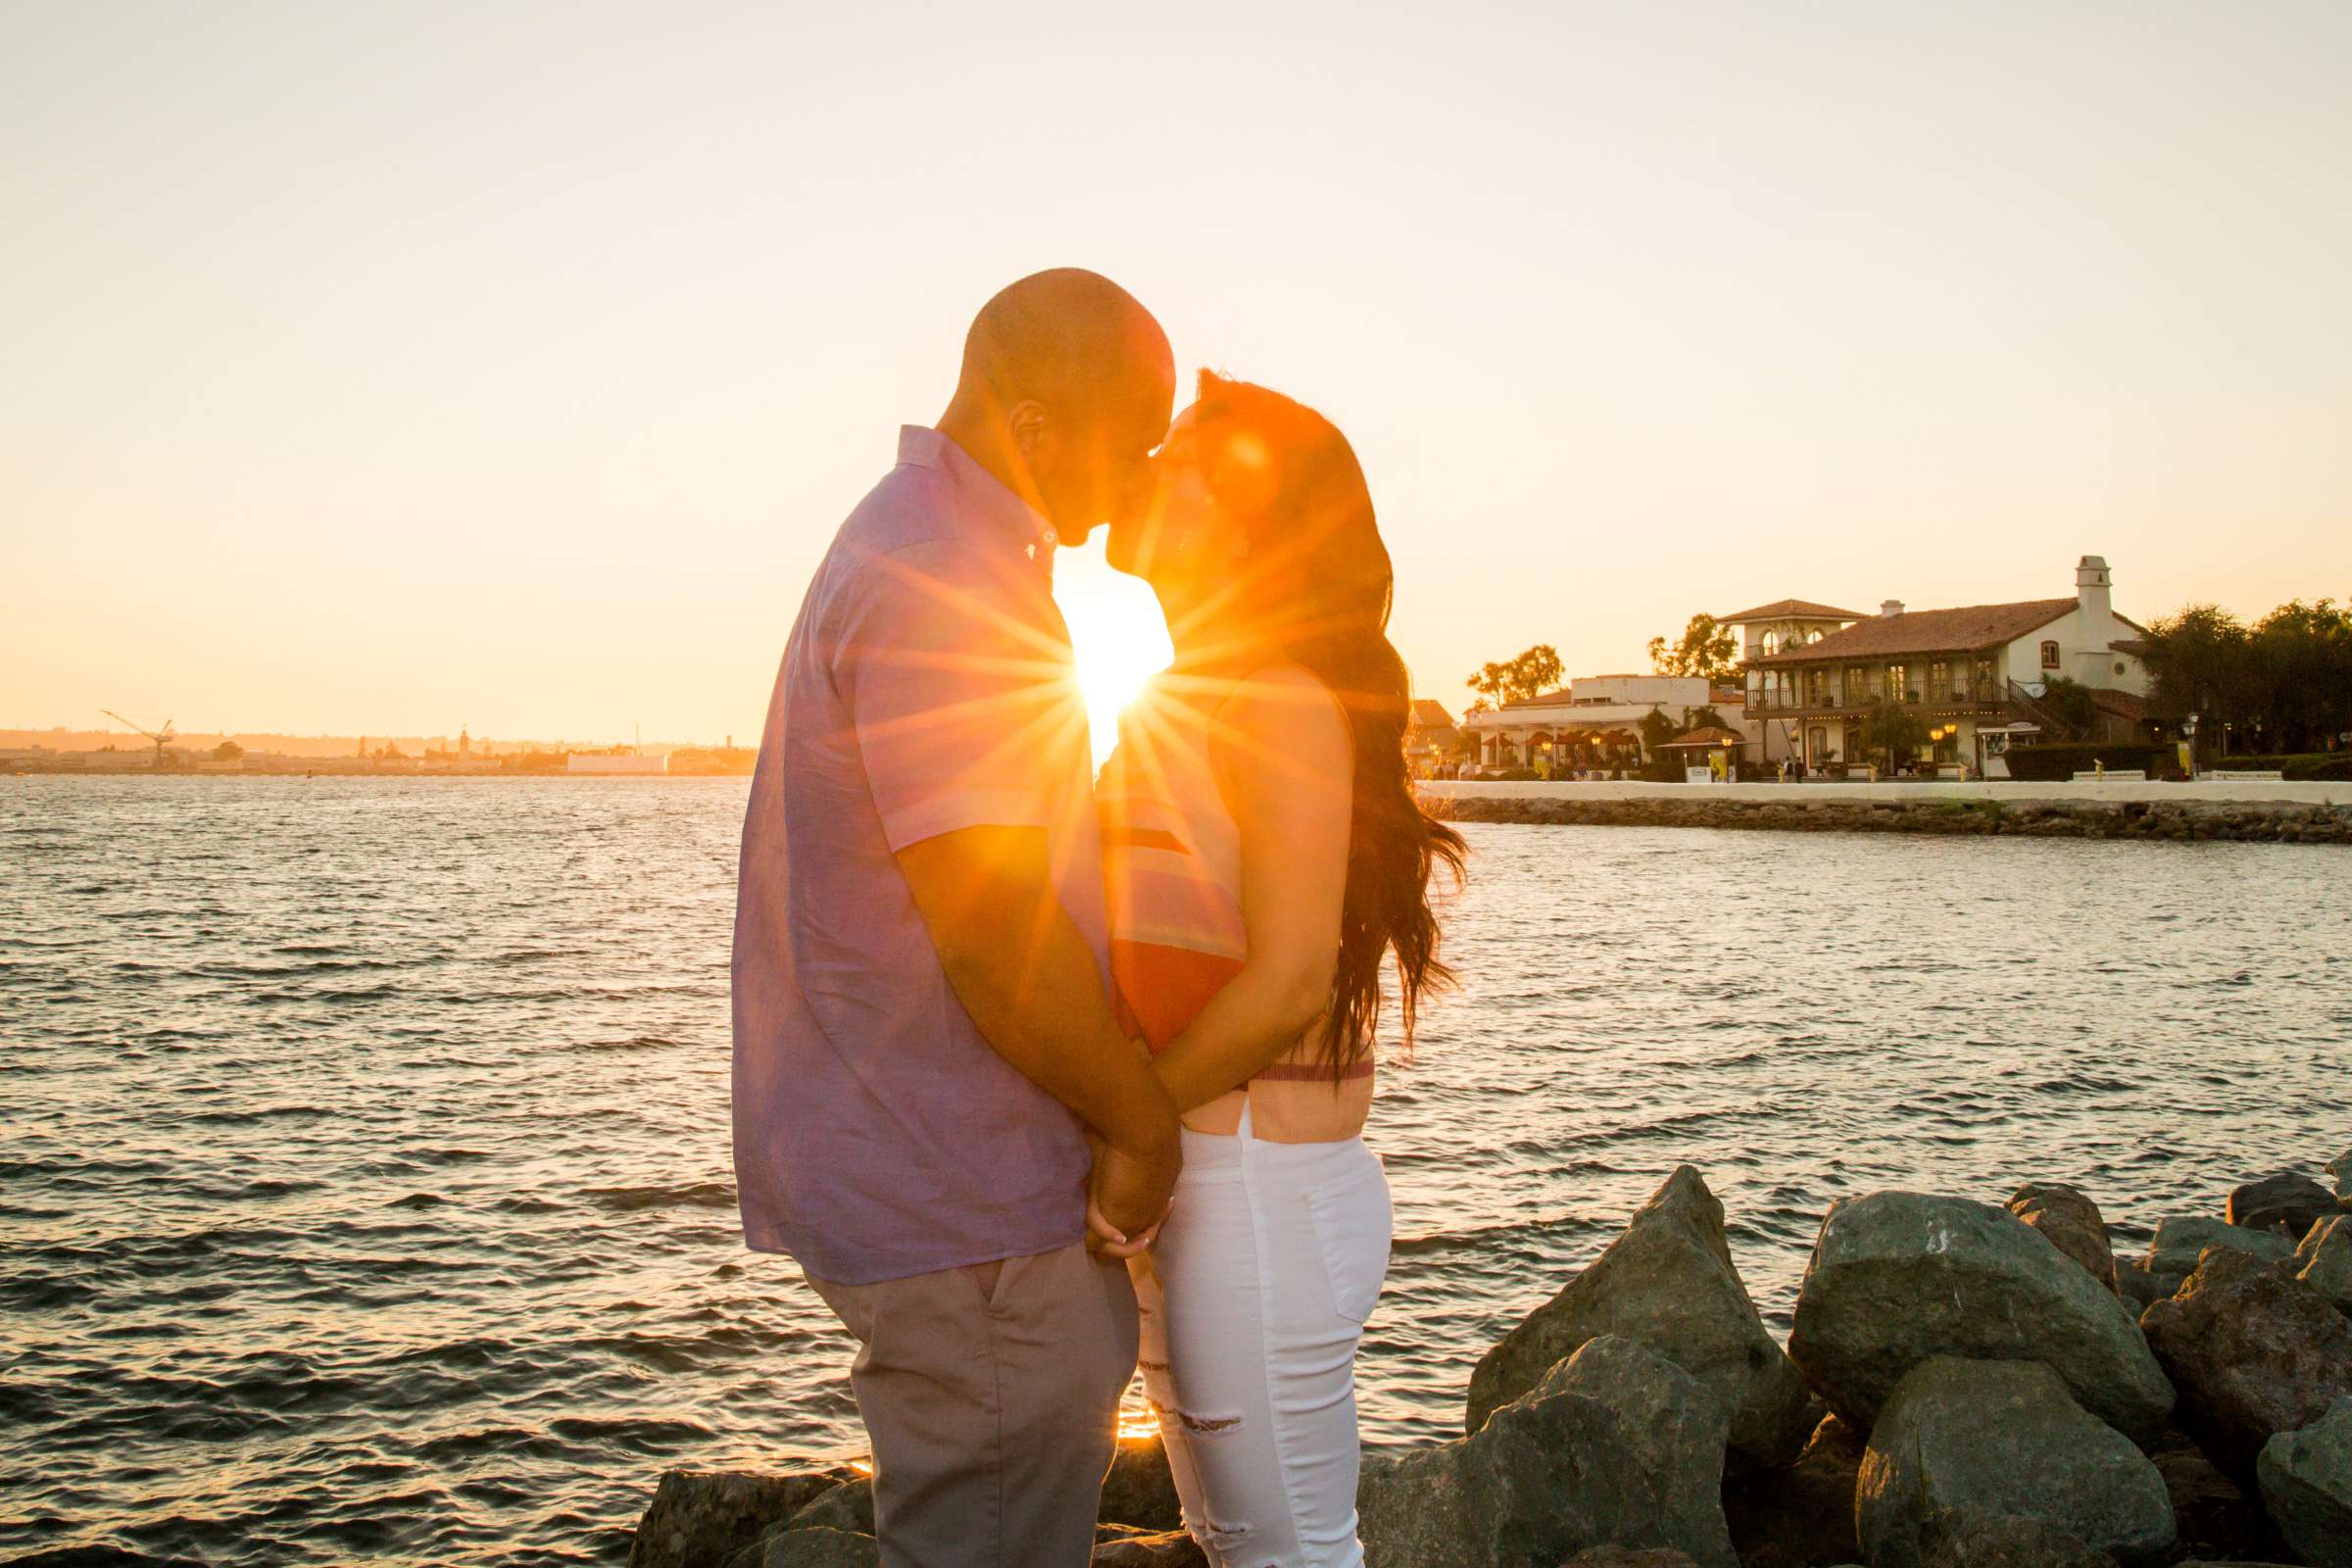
[1132,1105,1393,1568]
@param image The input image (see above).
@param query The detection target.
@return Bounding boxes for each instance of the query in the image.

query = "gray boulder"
[785,1480,872,1537]
[1465,1166,1813,1469]
[2139,1245,2352,1481]
[1362,1335,1736,1568]
[738,1530,878,1568]
[1912,1509,2115,1567]
[2228,1170,2335,1239]
[1786,1192,2174,1443]
[2141,1216,2294,1296]
[2256,1396,2352,1568]
[2297,1213,2352,1316]
[1556,1551,1700,1567]
[2005,1182,2119,1293]
[2328,1148,2352,1212]
[630,1467,856,1568]
[1855,1358,2175,1568]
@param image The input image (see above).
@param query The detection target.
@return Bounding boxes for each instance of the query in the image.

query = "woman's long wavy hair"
[1186,370,1468,1078]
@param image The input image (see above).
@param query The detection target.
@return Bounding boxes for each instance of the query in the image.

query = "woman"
[1094,372,1466,1566]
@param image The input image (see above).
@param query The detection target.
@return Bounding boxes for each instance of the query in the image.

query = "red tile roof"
[1409,700,1456,730]
[1752,598,2077,664]
[2089,688,2152,722]
[1716,598,1868,623]
[1661,725,1746,748]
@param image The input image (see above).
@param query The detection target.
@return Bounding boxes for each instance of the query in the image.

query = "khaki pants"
[808,1242,1139,1568]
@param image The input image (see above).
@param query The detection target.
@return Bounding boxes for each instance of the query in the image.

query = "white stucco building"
[1733,556,2157,774]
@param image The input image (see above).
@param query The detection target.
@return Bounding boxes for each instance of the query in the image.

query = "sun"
[1055,539,1173,766]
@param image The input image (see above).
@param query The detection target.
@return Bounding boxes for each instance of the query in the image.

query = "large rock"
[630,1467,856,1568]
[1361,1336,1736,1568]
[2142,1216,2295,1295]
[1466,1166,1813,1469]
[2256,1396,2352,1568]
[784,1480,872,1537]
[2004,1182,2118,1293]
[1557,1551,1701,1567]
[737,1530,878,1568]
[1854,1358,2175,1568]
[2113,1257,2169,1311]
[1786,1192,2174,1443]
[1722,1412,1863,1568]
[1098,1433,1183,1531]
[2139,1245,2352,1480]
[2297,1213,2352,1316]
[1911,1509,2115,1567]
[2227,1170,2335,1239]
[2328,1148,2352,1212]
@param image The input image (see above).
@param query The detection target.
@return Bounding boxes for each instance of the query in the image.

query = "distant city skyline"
[6,2,2348,740]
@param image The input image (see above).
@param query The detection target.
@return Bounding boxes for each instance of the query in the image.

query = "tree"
[1687,707,1730,733]
[2248,599,2352,753]
[1464,644,1563,713]
[2141,604,2253,758]
[1859,699,1930,772]
[2036,675,2097,742]
[1637,706,1681,756]
[1647,613,1740,682]
[212,739,243,761]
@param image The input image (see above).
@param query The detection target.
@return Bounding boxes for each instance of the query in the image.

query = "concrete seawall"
[1417,779,2352,844]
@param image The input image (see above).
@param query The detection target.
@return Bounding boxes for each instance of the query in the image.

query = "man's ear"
[1005,399,1048,464]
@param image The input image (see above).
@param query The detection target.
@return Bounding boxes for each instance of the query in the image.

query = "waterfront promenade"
[1420,777,2352,807]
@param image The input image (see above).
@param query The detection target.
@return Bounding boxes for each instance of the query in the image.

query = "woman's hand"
[1086,1137,1173,1259]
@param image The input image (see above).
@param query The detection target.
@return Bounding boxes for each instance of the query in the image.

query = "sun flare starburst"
[1055,543,1174,765]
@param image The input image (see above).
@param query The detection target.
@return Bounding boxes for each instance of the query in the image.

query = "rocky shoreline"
[1422,793,2352,845]
[629,1150,2352,1568]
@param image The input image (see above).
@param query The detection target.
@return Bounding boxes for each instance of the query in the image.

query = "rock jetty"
[628,1150,2352,1567]
[1423,791,2352,845]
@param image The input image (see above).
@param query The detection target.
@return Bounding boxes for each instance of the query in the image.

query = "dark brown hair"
[1188,370,1467,1076]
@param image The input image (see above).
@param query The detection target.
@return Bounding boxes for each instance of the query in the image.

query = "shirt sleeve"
[833,542,1088,853]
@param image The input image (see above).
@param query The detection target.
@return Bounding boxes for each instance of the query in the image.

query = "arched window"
[2040,640,2061,670]
[1760,629,1780,658]
[1806,628,1823,644]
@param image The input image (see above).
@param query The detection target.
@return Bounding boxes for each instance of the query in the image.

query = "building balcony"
[1744,683,2010,716]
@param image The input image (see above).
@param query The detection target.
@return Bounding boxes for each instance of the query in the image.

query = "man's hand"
[1086,1138,1177,1260]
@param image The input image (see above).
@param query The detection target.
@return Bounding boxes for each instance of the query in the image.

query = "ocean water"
[4,776,2348,1567]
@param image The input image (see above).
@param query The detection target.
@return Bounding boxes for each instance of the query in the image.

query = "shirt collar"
[897,425,1060,562]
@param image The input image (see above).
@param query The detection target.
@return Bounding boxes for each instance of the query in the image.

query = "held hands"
[1085,1135,1178,1261]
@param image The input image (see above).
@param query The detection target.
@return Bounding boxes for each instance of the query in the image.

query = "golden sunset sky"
[5,1,2347,743]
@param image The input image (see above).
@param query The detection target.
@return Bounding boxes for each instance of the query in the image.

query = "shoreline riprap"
[627,1151,2352,1568]
[1423,792,2352,845]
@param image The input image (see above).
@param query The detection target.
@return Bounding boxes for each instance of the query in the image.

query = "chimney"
[2077,555,2112,623]
[1881,599,1905,617]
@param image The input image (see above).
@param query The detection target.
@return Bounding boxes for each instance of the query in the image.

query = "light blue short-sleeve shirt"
[730,427,1107,1286]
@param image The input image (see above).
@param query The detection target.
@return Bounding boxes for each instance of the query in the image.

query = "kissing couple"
[732,269,1465,1568]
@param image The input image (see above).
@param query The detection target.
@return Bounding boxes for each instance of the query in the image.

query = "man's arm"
[897,824,1179,1235]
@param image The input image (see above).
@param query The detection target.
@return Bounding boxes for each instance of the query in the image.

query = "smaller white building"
[1459,674,1749,774]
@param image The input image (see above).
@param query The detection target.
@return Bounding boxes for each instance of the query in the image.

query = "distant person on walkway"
[732,269,1182,1568]
[1096,373,1467,1566]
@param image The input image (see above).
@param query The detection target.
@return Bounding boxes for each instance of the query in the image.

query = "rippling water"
[6,777,2349,1566]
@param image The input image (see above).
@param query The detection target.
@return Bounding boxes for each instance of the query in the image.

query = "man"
[732,269,1182,1567]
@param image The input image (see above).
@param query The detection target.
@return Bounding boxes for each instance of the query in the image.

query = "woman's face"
[1104,405,1240,598]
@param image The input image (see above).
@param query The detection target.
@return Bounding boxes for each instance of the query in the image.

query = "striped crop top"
[1097,669,1371,1143]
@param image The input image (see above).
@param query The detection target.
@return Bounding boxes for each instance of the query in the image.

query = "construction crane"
[102,710,177,765]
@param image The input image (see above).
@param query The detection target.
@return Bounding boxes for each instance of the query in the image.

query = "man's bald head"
[940,270,1175,543]
[960,268,1173,417]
